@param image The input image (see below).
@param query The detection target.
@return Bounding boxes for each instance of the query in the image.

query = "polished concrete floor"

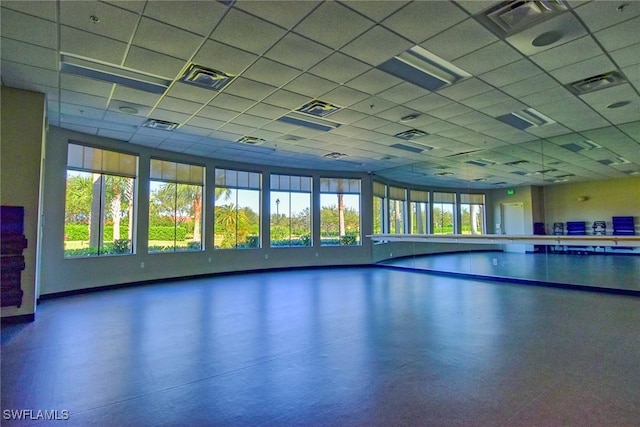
[381,252,640,293]
[2,268,639,426]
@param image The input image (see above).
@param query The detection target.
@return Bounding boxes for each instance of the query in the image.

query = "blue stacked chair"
[566,221,587,254]
[612,216,635,251]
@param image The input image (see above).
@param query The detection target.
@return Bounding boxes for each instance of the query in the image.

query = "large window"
[388,186,407,234]
[320,178,361,246]
[270,174,312,247]
[64,144,137,257]
[432,191,456,234]
[214,169,261,249]
[460,193,485,235]
[372,181,386,235]
[410,190,430,234]
[149,159,204,253]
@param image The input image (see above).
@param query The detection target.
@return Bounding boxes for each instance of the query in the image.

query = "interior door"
[502,203,526,253]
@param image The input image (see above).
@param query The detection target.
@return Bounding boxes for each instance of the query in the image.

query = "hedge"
[65,225,187,241]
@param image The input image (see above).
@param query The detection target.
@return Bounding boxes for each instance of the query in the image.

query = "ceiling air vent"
[562,139,602,152]
[378,46,471,91]
[297,100,341,117]
[599,157,630,166]
[323,152,347,159]
[480,0,568,37]
[470,177,488,182]
[496,108,554,130]
[434,172,454,176]
[143,119,179,131]
[466,159,496,167]
[179,64,234,91]
[566,71,627,95]
[504,160,529,166]
[390,143,424,153]
[554,174,575,178]
[237,136,266,146]
[492,181,508,185]
[395,129,429,140]
[277,110,341,132]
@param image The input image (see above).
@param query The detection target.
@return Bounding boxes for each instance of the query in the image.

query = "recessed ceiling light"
[531,30,563,47]
[400,114,419,122]
[606,100,631,109]
[119,106,138,115]
[143,119,179,131]
[89,15,100,23]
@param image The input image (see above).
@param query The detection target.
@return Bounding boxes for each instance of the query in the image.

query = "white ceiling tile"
[623,64,640,82]
[185,116,226,130]
[193,40,258,75]
[349,96,396,115]
[143,1,227,36]
[453,41,523,77]
[459,90,514,110]
[506,13,588,57]
[342,26,413,66]
[263,90,310,110]
[235,1,320,30]
[230,114,271,129]
[150,109,193,124]
[132,18,204,61]
[341,1,409,22]
[437,78,494,101]
[60,1,138,43]
[207,93,256,113]
[575,1,640,33]
[283,73,338,98]
[345,68,404,95]
[0,38,57,71]
[1,9,57,49]
[324,108,369,126]
[197,105,239,122]
[164,82,216,104]
[500,74,559,98]
[124,46,186,79]
[321,86,369,108]
[112,86,162,108]
[293,2,373,49]
[594,15,640,51]
[242,58,303,87]
[530,35,604,71]
[549,55,617,84]
[103,110,147,127]
[1,1,57,21]
[224,77,278,101]
[382,1,467,44]
[98,129,134,142]
[1,62,58,87]
[59,103,105,120]
[519,86,574,107]
[479,59,543,87]
[376,82,429,104]
[428,102,473,120]
[60,74,114,98]
[155,97,203,115]
[351,115,394,130]
[265,33,332,70]
[611,43,640,68]
[211,9,287,55]
[421,18,498,61]
[61,25,128,64]
[405,93,453,113]
[309,53,371,84]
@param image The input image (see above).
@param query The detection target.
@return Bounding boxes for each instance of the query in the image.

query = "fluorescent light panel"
[497,108,554,130]
[60,54,170,94]
[277,111,341,132]
[378,46,471,91]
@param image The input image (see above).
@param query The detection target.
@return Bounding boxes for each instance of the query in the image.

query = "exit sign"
[507,189,515,195]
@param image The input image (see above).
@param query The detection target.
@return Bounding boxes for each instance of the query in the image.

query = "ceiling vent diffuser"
[562,139,602,152]
[480,0,568,37]
[143,119,179,131]
[496,108,554,130]
[179,64,234,91]
[466,159,496,167]
[237,136,266,146]
[434,171,454,176]
[278,101,342,132]
[323,152,347,159]
[378,46,471,91]
[566,71,627,95]
[395,129,429,140]
[504,160,530,166]
[297,100,341,117]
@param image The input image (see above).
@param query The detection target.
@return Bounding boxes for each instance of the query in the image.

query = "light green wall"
[541,177,640,232]
[1,86,46,318]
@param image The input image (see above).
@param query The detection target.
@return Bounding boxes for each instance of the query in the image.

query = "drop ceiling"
[1,0,639,188]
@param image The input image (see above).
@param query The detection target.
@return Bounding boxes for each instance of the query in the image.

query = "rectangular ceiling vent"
[237,136,266,146]
[562,139,602,152]
[511,170,528,176]
[555,174,575,178]
[179,63,234,91]
[143,119,179,131]
[390,143,424,153]
[60,54,170,94]
[504,160,529,166]
[566,71,627,95]
[434,171,454,176]
[297,100,342,117]
[466,159,496,167]
[378,46,471,91]
[492,181,508,185]
[480,0,568,37]
[470,177,488,182]
[395,129,429,140]
[496,108,555,130]
[599,157,630,166]
[277,111,341,132]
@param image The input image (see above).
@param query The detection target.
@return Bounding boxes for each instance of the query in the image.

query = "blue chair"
[612,216,635,251]
[566,221,588,254]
